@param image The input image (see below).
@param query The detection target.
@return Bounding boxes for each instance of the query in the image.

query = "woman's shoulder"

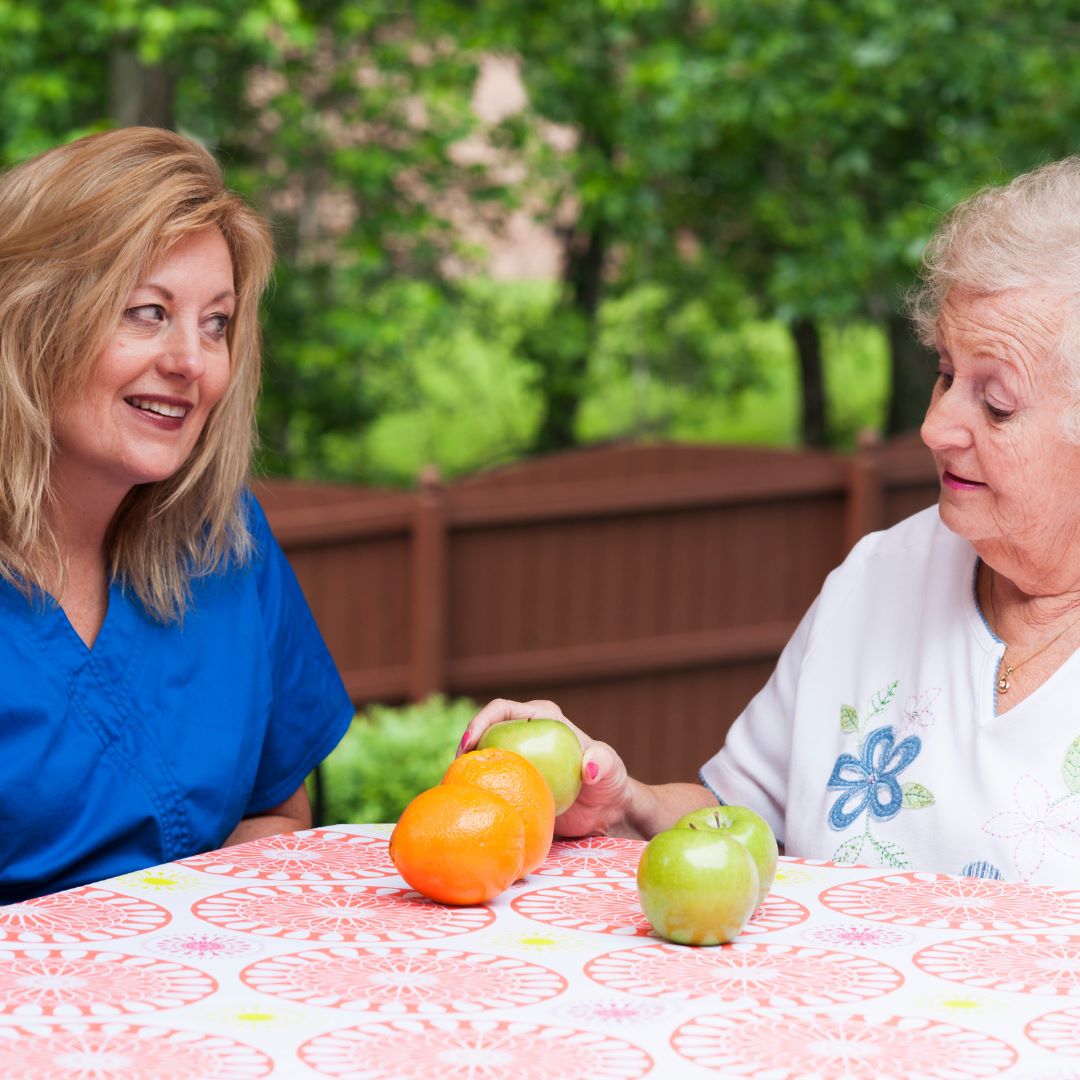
[189,490,275,596]
[238,488,273,549]
[210,488,277,574]
[805,506,973,644]
[230,488,304,604]
[844,505,967,572]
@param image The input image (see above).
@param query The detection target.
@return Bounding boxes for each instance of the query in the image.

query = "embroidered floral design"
[826,681,937,870]
[896,688,940,741]
[1065,735,1080,794]
[828,727,922,829]
[982,773,1080,881]
[959,861,1003,881]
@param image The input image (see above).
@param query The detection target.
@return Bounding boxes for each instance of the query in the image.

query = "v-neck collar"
[969,555,1080,722]
[4,576,144,696]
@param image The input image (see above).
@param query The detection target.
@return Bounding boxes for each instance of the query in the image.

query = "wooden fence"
[256,433,939,786]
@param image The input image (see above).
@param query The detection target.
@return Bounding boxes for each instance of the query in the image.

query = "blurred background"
[7,0,1079,820]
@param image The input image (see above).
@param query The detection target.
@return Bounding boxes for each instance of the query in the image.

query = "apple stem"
[686,814,724,831]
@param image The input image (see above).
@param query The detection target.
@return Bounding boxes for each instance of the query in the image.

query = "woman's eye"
[205,314,231,338]
[936,370,953,390]
[125,304,165,323]
[986,401,1013,421]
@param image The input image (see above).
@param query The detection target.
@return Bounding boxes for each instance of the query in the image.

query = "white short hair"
[909,157,1080,441]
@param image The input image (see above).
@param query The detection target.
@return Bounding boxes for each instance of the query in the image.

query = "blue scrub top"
[0,494,354,902]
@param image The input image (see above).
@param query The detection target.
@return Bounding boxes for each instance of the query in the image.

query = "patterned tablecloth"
[0,824,1078,1079]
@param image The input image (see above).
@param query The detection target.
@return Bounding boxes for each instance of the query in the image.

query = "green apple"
[636,827,759,946]
[477,718,583,814]
[674,805,778,908]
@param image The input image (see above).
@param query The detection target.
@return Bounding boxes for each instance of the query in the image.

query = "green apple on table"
[477,718,583,814]
[673,804,778,907]
[636,825,760,946]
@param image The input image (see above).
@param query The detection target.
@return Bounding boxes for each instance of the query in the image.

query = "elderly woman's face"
[51,227,235,500]
[920,286,1080,576]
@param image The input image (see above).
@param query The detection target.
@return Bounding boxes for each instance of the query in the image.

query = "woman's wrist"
[614,777,661,840]
[613,780,720,840]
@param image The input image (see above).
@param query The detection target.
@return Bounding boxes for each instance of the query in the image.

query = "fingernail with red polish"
[458,730,470,752]
[586,761,598,780]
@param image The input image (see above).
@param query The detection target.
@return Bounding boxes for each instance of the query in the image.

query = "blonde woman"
[0,128,353,901]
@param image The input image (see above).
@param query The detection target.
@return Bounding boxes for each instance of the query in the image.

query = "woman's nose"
[159,320,206,379]
[920,382,972,451]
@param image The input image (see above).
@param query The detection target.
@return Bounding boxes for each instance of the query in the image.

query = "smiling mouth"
[942,469,986,489]
[126,397,189,419]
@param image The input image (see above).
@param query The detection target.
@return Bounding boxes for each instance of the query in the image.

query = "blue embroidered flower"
[960,860,1003,880]
[827,726,921,830]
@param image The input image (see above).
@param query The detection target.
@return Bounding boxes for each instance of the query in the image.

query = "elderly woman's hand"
[458,698,636,838]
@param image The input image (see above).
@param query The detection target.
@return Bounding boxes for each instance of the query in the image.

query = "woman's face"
[51,227,235,504]
[920,285,1080,586]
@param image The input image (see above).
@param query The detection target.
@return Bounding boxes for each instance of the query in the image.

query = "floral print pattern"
[981,740,1080,882]
[828,727,922,829]
[826,682,937,869]
[823,686,1080,880]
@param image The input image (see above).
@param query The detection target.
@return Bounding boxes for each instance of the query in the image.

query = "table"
[0,825,1077,1079]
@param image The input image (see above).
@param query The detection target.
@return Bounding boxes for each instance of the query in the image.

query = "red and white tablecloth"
[0,824,1078,1078]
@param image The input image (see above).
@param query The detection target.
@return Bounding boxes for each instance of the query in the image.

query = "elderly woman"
[0,128,353,901]
[462,156,1080,886]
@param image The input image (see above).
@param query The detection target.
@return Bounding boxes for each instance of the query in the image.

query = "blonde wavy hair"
[0,126,274,622]
[909,156,1080,441]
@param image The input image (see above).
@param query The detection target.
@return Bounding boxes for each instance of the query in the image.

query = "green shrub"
[315,695,477,826]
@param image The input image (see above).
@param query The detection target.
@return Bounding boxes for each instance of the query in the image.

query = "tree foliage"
[1,0,533,478]
[461,0,1080,444]
[4,0,1080,476]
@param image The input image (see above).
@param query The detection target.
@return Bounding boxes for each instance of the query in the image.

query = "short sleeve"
[698,596,821,843]
[243,495,354,813]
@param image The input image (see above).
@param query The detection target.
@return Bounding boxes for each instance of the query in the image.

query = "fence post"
[410,465,447,702]
[845,429,884,552]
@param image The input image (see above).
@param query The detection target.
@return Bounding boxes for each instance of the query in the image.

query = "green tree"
[461,0,734,451]
[685,0,1080,437]
[460,0,1080,447]
[222,5,500,475]
[8,0,1080,472]
[0,0,523,479]
[0,0,300,162]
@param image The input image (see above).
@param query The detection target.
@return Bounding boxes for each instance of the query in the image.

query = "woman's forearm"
[223,783,312,847]
[613,779,719,840]
[223,812,309,846]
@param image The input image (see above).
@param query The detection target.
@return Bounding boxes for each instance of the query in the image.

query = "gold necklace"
[987,570,1080,693]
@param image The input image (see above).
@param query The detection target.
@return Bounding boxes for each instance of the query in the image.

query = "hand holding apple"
[477,717,583,814]
[460,699,634,837]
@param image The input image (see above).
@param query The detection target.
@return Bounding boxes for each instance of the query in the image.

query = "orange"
[389,782,525,905]
[442,747,556,876]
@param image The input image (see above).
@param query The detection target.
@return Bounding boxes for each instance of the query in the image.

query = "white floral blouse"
[700,506,1080,885]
